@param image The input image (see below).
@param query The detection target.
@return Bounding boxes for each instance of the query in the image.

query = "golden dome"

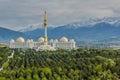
[17,37,25,43]
[38,37,44,43]
[60,37,68,42]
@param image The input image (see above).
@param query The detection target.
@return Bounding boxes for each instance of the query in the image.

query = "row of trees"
[0,48,120,80]
[0,47,11,67]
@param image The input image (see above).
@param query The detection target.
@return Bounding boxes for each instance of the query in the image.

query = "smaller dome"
[69,39,75,43]
[10,39,15,43]
[54,39,58,43]
[60,37,68,42]
[50,39,54,43]
[30,39,34,42]
[38,37,44,43]
[27,39,30,43]
[17,37,25,43]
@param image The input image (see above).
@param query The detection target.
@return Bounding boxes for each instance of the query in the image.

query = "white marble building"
[9,36,76,51]
[9,11,76,51]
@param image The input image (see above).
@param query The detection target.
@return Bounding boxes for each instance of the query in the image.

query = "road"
[0,50,14,71]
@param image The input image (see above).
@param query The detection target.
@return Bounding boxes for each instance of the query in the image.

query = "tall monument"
[9,11,76,51]
[44,11,48,45]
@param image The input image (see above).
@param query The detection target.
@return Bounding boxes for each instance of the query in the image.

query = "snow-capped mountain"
[19,23,55,32]
[18,23,43,32]
[0,27,34,42]
[18,17,120,32]
[23,17,120,41]
[1,17,120,42]
[66,17,120,28]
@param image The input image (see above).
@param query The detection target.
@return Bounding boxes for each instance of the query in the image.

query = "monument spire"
[44,10,48,45]
[44,10,47,27]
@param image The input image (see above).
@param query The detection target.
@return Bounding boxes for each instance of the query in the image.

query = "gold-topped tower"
[44,11,48,45]
[44,11,47,27]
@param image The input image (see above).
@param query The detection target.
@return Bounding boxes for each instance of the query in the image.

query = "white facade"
[9,11,76,51]
[52,39,76,50]
[9,37,76,51]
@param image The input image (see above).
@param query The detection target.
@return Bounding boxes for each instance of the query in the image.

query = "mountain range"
[24,22,120,41]
[0,17,120,43]
[0,27,33,42]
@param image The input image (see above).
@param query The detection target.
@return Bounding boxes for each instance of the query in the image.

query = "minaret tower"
[44,11,48,45]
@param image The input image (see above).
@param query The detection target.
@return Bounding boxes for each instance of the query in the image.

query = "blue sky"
[0,0,120,30]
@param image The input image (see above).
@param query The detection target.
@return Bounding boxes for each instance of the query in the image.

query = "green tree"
[33,73,40,80]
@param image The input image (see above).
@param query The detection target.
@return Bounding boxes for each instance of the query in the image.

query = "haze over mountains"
[0,17,120,42]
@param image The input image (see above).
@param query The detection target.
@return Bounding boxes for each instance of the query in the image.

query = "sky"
[0,0,120,30]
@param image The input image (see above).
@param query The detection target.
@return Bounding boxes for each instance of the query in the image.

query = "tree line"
[0,48,120,80]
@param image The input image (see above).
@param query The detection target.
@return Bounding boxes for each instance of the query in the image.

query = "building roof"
[38,37,44,43]
[60,37,68,42]
[17,37,25,43]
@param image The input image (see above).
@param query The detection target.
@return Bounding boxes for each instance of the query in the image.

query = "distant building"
[9,11,76,51]
[9,36,76,51]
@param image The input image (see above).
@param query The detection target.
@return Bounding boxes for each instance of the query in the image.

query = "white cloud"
[0,0,120,30]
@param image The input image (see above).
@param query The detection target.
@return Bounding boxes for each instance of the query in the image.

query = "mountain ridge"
[1,17,120,42]
[0,27,34,42]
[24,22,120,41]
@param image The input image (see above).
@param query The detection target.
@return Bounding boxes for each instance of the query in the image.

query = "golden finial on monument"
[44,10,47,27]
[44,10,48,44]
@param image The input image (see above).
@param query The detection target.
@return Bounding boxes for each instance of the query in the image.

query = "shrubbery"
[0,48,120,80]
